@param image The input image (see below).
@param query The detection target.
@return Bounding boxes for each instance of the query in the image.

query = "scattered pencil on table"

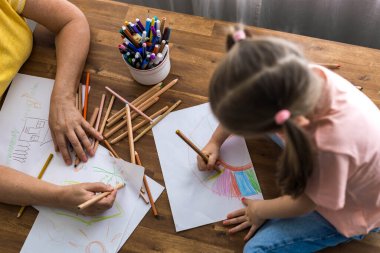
[83,72,90,120]
[318,63,341,69]
[17,153,54,218]
[135,151,158,217]
[77,183,125,210]
[355,85,363,91]
[175,130,221,173]
[105,86,153,122]
[118,16,171,70]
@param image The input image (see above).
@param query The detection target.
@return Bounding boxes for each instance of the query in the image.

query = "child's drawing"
[12,117,52,163]
[153,103,263,232]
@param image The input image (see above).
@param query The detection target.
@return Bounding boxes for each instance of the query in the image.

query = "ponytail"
[226,26,252,51]
[278,120,314,197]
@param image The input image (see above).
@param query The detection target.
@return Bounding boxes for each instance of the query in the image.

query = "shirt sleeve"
[7,0,26,14]
[305,151,350,210]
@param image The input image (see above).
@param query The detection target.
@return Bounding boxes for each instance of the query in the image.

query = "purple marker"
[147,53,156,69]
[151,26,157,37]
[136,18,145,32]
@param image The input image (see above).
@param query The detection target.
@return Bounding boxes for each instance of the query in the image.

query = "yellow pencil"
[17,153,54,218]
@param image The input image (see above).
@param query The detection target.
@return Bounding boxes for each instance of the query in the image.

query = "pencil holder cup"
[123,48,171,86]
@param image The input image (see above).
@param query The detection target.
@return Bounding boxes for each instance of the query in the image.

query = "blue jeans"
[244,211,380,253]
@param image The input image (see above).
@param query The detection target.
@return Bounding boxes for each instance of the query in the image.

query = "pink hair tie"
[233,30,246,42]
[274,109,291,125]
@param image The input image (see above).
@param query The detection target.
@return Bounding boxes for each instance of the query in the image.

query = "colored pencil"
[125,105,135,164]
[106,96,159,129]
[93,95,115,153]
[94,94,106,132]
[175,130,221,172]
[142,79,178,105]
[17,154,54,218]
[318,63,341,69]
[135,151,158,216]
[77,183,125,210]
[103,139,120,159]
[106,82,162,124]
[134,100,182,142]
[110,106,168,144]
[83,72,90,120]
[105,86,153,122]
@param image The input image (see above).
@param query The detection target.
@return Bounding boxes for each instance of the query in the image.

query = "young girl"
[197,29,380,252]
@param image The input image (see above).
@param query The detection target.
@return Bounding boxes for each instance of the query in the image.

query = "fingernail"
[222,220,227,225]
[241,197,246,202]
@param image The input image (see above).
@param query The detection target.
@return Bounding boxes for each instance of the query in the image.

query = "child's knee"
[243,236,268,253]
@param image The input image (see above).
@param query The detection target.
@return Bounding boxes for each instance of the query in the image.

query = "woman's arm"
[22,0,102,165]
[0,165,116,215]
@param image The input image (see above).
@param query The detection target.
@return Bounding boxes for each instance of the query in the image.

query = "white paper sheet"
[152,103,263,232]
[21,149,144,253]
[117,176,165,251]
[0,74,161,252]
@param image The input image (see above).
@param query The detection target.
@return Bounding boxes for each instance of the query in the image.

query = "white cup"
[123,48,171,86]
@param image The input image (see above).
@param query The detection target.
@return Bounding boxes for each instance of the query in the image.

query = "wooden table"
[1,0,380,252]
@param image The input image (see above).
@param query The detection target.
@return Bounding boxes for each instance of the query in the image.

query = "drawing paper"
[152,103,263,231]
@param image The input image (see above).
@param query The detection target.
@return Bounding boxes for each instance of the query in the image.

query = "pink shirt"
[305,66,380,237]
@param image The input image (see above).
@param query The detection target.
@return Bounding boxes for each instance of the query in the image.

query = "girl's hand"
[197,141,221,171]
[59,182,117,216]
[49,96,102,165]
[223,198,266,241]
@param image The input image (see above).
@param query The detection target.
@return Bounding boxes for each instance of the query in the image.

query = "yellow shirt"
[0,0,33,97]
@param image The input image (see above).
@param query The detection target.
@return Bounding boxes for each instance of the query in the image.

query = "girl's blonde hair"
[209,31,321,197]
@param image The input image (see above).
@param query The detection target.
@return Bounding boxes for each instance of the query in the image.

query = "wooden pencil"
[83,72,90,120]
[135,151,158,216]
[106,82,161,124]
[140,79,178,107]
[94,94,106,132]
[77,183,124,210]
[134,100,182,142]
[318,63,341,69]
[175,130,221,172]
[106,96,159,129]
[17,154,54,218]
[131,82,162,106]
[105,97,159,137]
[103,139,120,158]
[93,95,115,153]
[160,17,166,36]
[105,86,153,122]
[110,106,169,144]
[125,105,135,164]
[176,130,209,162]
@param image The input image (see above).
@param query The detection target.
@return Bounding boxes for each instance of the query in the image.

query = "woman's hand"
[58,182,117,216]
[49,95,102,165]
[223,198,266,241]
[197,141,221,171]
